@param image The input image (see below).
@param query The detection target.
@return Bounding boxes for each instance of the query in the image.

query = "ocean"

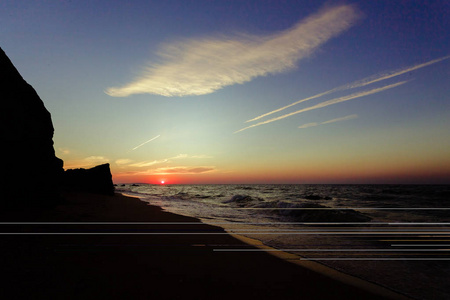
[117,184,450,299]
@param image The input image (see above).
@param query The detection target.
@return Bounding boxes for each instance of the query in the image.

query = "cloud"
[64,156,109,169]
[85,156,109,163]
[105,4,361,97]
[190,154,213,159]
[298,114,358,129]
[115,158,134,165]
[124,153,212,168]
[246,55,450,123]
[235,81,407,133]
[153,166,215,174]
[57,148,70,155]
[170,154,188,159]
[129,159,168,168]
[298,122,319,129]
[170,154,213,159]
[114,166,216,177]
[130,135,160,151]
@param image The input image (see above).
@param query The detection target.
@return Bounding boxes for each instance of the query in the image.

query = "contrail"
[235,81,407,133]
[298,114,358,129]
[130,135,161,151]
[345,55,450,89]
[321,114,358,125]
[245,89,336,123]
[245,55,450,123]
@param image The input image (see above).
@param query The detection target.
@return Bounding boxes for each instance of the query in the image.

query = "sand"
[0,192,409,299]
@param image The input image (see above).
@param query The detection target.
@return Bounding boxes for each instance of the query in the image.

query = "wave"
[223,195,371,222]
[255,201,372,222]
[222,195,263,207]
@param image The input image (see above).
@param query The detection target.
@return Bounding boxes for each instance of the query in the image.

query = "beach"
[0,192,408,299]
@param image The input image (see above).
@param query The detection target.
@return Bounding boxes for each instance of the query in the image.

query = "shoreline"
[123,192,409,300]
[0,191,409,299]
[227,233,409,300]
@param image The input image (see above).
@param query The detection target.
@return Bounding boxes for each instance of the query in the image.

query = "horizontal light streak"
[1,222,449,225]
[0,233,205,236]
[225,232,450,235]
[228,228,450,234]
[213,249,450,252]
[2,231,449,235]
[234,207,450,210]
[382,240,450,242]
[391,244,450,247]
[387,223,450,225]
[0,222,209,225]
[295,258,450,261]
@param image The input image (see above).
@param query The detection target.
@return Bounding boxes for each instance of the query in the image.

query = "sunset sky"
[2,0,449,184]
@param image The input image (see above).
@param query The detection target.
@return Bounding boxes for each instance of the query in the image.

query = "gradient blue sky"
[2,0,449,184]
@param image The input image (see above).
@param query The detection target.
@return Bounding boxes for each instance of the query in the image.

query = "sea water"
[116,184,450,299]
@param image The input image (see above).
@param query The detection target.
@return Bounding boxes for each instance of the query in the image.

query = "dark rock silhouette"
[1,47,64,206]
[1,47,115,205]
[63,164,115,196]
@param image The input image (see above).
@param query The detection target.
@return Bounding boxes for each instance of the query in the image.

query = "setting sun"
[160,180,165,185]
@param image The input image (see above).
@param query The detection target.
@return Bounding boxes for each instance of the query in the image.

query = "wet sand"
[0,192,408,299]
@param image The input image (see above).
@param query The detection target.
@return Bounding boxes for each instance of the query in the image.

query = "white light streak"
[130,135,160,151]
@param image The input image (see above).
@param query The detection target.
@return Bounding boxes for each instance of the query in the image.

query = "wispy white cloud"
[153,166,215,175]
[298,114,358,129]
[129,159,168,168]
[170,154,188,159]
[235,81,407,133]
[105,4,361,97]
[169,154,213,159]
[115,166,216,176]
[190,154,213,159]
[64,156,110,169]
[85,156,109,163]
[129,135,160,151]
[57,148,71,155]
[124,153,212,168]
[246,55,450,123]
[115,158,134,165]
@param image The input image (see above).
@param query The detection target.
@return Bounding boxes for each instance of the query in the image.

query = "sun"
[160,180,165,185]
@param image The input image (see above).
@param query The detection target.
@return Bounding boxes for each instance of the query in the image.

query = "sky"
[1,0,449,184]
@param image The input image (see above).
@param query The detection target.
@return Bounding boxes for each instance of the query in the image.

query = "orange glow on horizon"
[111,163,450,185]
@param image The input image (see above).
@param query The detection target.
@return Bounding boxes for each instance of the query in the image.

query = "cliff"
[0,47,64,206]
[63,164,115,196]
[0,47,117,206]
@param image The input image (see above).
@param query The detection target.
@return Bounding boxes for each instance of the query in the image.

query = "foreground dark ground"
[0,192,407,299]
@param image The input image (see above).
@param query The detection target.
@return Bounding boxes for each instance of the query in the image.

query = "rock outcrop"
[1,47,64,206]
[63,164,115,196]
